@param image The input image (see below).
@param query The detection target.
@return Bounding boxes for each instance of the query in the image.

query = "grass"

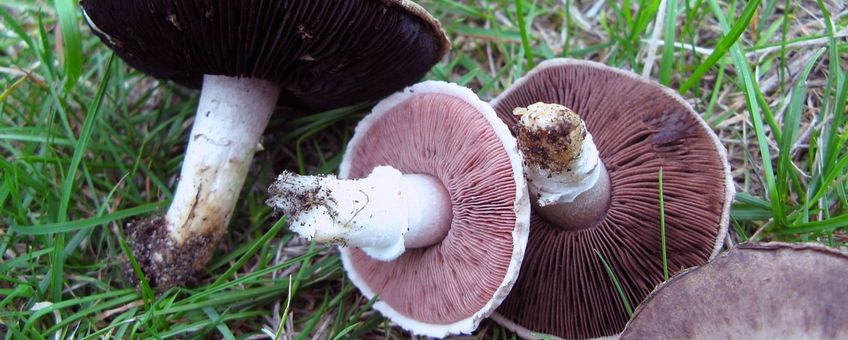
[659,168,669,281]
[594,250,634,318]
[1,0,846,338]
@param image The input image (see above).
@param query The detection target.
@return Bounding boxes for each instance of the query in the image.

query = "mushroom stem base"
[122,215,216,289]
[128,75,280,287]
[535,163,611,230]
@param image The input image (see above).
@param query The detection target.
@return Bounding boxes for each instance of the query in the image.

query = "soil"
[516,116,585,172]
[267,171,339,222]
[122,215,218,290]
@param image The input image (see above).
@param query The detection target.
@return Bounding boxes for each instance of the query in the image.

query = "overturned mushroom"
[81,0,449,288]
[490,58,734,339]
[621,242,848,339]
[268,81,530,336]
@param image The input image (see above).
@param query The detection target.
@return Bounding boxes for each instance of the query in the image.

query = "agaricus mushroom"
[621,242,848,339]
[80,0,449,288]
[489,58,734,339]
[267,81,530,336]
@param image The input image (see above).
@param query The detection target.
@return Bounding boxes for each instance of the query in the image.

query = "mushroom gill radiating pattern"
[343,93,522,324]
[492,59,731,339]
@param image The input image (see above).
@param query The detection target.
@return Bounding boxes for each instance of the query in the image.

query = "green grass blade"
[629,0,661,46]
[0,247,54,273]
[659,0,678,85]
[57,54,113,221]
[43,294,139,335]
[816,0,847,185]
[11,202,164,235]
[777,213,848,234]
[822,71,848,179]
[708,0,783,227]
[514,0,535,68]
[202,307,237,340]
[731,201,774,221]
[24,289,135,333]
[804,153,848,213]
[658,168,668,280]
[53,0,83,91]
[680,0,761,93]
[594,249,633,317]
[118,235,154,304]
[333,322,360,340]
[0,7,37,52]
[209,216,288,287]
[776,48,825,223]
[46,53,112,303]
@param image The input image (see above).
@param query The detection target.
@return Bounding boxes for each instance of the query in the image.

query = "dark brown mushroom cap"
[80,0,449,112]
[490,58,733,339]
[621,242,848,339]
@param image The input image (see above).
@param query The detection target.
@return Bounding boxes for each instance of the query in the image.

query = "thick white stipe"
[268,166,452,261]
[525,133,602,206]
[165,75,280,243]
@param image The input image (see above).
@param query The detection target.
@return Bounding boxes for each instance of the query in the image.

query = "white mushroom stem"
[165,75,280,243]
[514,102,611,229]
[267,166,453,261]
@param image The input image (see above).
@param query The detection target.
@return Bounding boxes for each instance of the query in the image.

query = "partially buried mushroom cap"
[621,242,848,339]
[490,58,733,339]
[81,0,449,112]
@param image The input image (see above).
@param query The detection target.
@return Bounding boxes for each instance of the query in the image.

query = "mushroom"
[267,81,530,336]
[489,58,734,339]
[80,0,450,288]
[620,242,848,339]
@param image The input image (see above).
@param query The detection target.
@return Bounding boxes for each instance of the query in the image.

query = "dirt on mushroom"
[514,104,586,173]
[267,172,340,222]
[121,216,217,289]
